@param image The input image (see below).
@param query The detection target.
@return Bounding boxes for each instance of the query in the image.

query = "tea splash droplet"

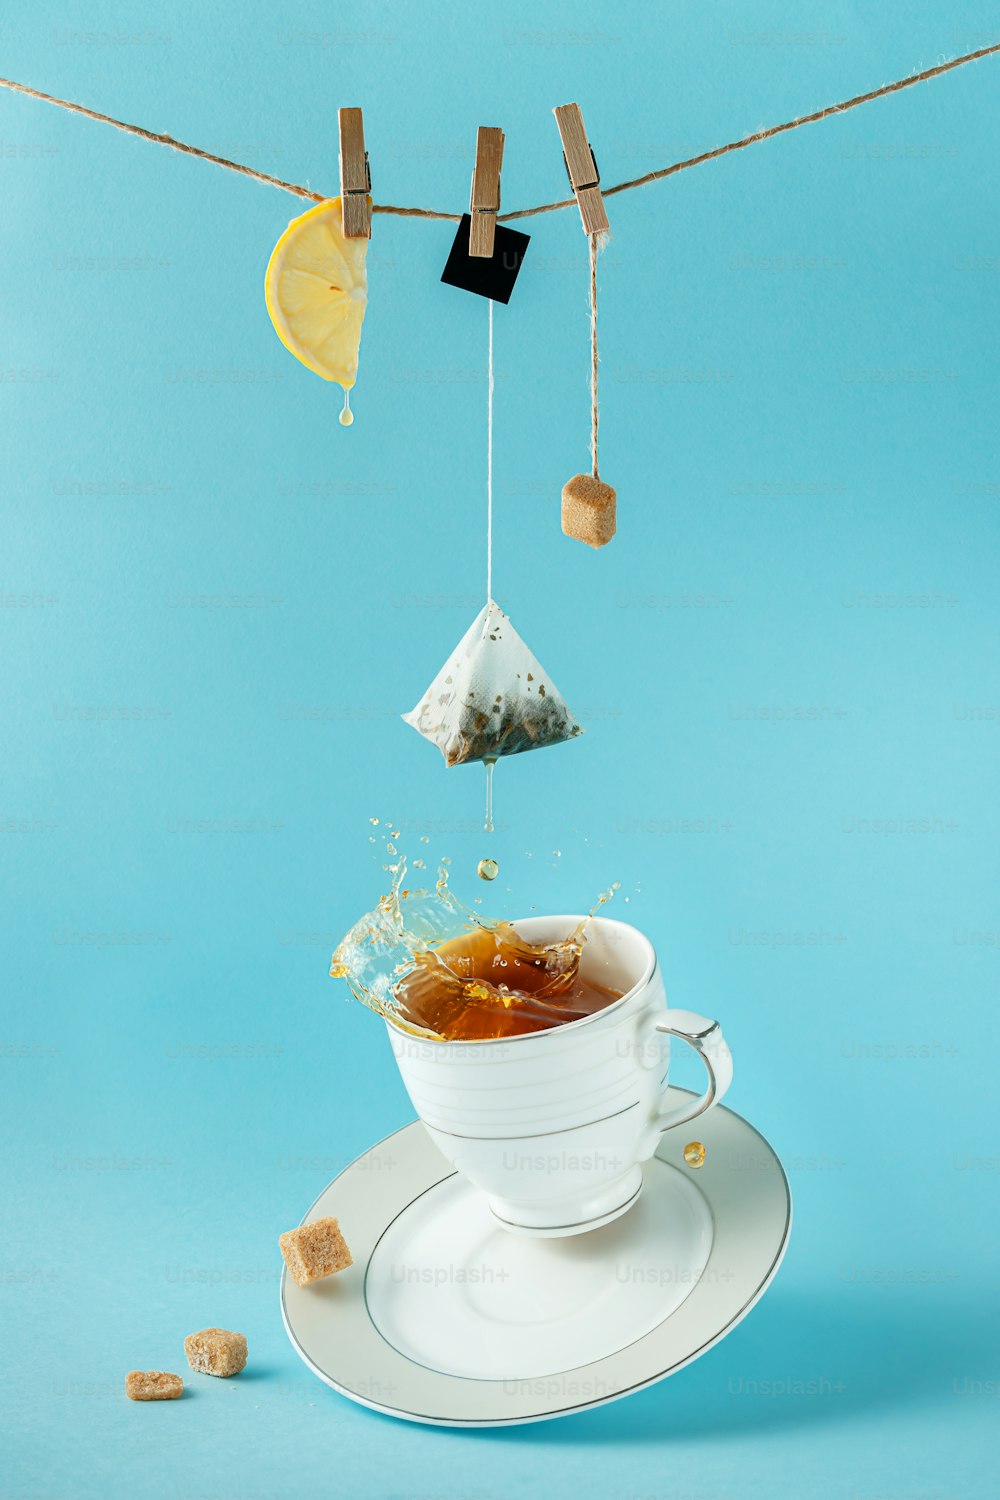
[339,389,354,427]
[477,858,499,881]
[330,844,621,1040]
[683,1141,706,1169]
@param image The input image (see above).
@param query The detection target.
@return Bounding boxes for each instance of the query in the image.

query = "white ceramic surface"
[280,1095,792,1426]
[386,916,734,1235]
[365,1158,714,1380]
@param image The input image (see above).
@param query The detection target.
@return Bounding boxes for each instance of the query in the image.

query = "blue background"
[2,2,998,1496]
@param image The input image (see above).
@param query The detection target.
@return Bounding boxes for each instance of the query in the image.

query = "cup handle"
[652,1008,734,1133]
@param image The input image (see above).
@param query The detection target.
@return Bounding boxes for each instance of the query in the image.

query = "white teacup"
[386,915,734,1237]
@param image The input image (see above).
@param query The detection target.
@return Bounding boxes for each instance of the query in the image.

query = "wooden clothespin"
[553,103,609,236]
[469,127,504,257]
[338,107,371,238]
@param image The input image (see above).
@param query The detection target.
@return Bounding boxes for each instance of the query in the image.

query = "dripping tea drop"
[483,757,496,833]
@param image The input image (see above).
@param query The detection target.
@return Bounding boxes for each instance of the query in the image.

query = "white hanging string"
[486,298,494,606]
[484,298,497,833]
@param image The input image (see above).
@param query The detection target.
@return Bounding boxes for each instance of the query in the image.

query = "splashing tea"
[393,922,623,1040]
[330,848,621,1041]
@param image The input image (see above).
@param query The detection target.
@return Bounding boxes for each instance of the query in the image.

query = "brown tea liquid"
[392,921,624,1041]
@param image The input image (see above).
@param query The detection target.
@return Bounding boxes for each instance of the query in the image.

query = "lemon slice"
[265,197,369,390]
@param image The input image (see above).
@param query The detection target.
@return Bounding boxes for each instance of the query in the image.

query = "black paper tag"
[441,214,530,304]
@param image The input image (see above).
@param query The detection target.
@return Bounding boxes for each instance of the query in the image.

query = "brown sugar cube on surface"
[184,1327,247,1377]
[279,1215,353,1287]
[125,1370,184,1401]
[562,473,616,548]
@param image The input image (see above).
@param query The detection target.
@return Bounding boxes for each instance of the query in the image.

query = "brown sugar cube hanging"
[563,471,616,549]
[554,103,616,548]
[560,231,616,549]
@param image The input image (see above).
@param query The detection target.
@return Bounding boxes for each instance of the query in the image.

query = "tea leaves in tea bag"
[402,601,583,768]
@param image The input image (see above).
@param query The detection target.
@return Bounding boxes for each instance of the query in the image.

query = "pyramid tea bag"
[403,600,583,767]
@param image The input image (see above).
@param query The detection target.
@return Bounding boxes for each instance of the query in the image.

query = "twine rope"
[0,42,997,221]
[589,233,600,480]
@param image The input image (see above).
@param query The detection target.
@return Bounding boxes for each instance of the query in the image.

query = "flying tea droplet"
[683,1141,706,1169]
[339,389,354,427]
[477,858,499,882]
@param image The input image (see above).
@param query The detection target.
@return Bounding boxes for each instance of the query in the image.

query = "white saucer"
[280,1089,792,1426]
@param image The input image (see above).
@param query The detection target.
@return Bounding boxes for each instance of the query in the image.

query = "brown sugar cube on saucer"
[279,1216,353,1287]
[184,1327,247,1377]
[562,473,616,548]
[125,1370,184,1401]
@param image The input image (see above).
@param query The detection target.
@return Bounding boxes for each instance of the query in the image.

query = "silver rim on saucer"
[280,1089,792,1426]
